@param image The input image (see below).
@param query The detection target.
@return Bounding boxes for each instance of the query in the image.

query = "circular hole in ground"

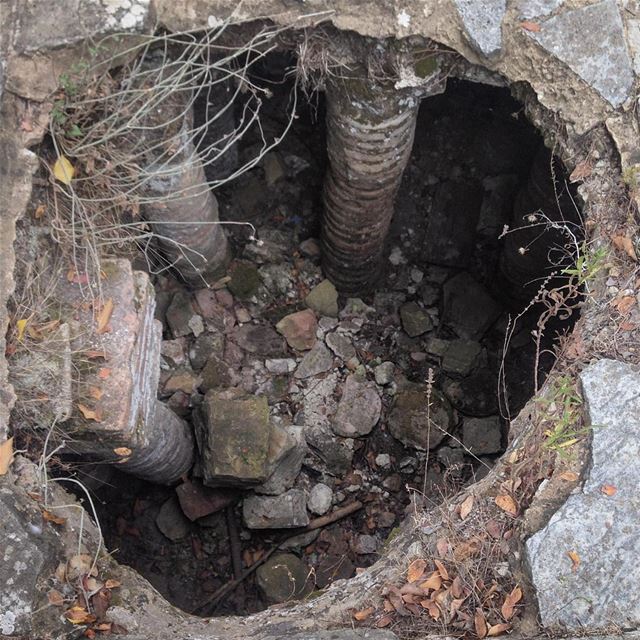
[8,38,584,619]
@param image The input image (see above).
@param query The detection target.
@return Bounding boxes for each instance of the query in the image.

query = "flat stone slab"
[529,0,634,107]
[526,359,640,629]
[332,375,381,438]
[243,489,309,529]
[294,342,334,379]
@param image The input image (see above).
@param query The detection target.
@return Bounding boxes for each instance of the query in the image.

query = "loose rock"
[325,331,356,360]
[332,374,381,438]
[255,553,313,604]
[308,483,333,515]
[305,279,339,317]
[294,342,334,379]
[166,292,196,338]
[374,361,395,385]
[442,339,483,376]
[243,489,309,529]
[256,425,307,495]
[233,323,286,356]
[462,416,503,455]
[400,302,433,337]
[276,309,318,351]
[227,262,261,300]
[156,496,190,541]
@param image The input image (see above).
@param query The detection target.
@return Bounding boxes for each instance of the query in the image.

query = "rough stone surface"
[255,553,313,604]
[166,291,196,338]
[442,273,501,340]
[526,359,640,629]
[308,483,333,515]
[462,416,503,455]
[276,309,318,351]
[529,1,633,107]
[374,361,395,385]
[195,391,271,486]
[294,342,334,379]
[399,302,433,337]
[388,385,454,450]
[156,496,190,541]
[453,0,506,57]
[175,480,238,521]
[325,331,356,361]
[200,354,234,390]
[256,425,307,495]
[233,323,286,356]
[227,262,261,299]
[442,339,483,376]
[444,370,498,416]
[305,279,339,317]
[243,489,309,529]
[265,358,297,374]
[332,375,381,438]
[0,485,55,636]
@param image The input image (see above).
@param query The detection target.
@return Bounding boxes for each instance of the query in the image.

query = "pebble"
[374,361,395,385]
[264,358,297,375]
[353,534,378,555]
[410,267,424,283]
[307,483,333,515]
[375,453,392,468]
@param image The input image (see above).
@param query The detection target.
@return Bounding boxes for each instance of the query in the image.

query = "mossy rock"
[227,262,261,300]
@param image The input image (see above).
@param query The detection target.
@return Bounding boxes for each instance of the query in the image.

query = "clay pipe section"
[321,76,420,294]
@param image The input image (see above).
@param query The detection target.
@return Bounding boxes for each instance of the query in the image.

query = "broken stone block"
[526,359,640,629]
[256,425,307,495]
[175,479,238,521]
[259,263,293,295]
[400,302,433,337]
[442,339,483,376]
[156,496,190,541]
[189,332,224,371]
[339,298,376,321]
[255,553,313,604]
[332,375,381,438]
[276,309,318,351]
[353,534,378,555]
[199,354,234,391]
[442,272,501,340]
[243,489,309,529]
[528,0,634,108]
[232,323,286,356]
[265,358,297,374]
[305,279,339,317]
[462,416,502,455]
[388,384,454,450]
[195,390,271,487]
[161,337,188,367]
[374,361,395,386]
[325,331,356,360]
[163,368,201,395]
[294,342,334,379]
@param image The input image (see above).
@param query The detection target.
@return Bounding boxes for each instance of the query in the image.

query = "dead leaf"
[92,622,113,632]
[64,606,96,625]
[451,575,464,598]
[353,607,376,622]
[407,558,427,583]
[419,571,442,592]
[495,494,518,516]
[460,494,474,520]
[501,585,522,620]
[0,437,14,475]
[77,403,102,422]
[84,349,107,360]
[400,583,426,597]
[569,160,593,183]
[486,519,502,539]
[42,509,66,525]
[613,295,636,315]
[436,537,449,557]
[89,386,103,400]
[376,614,393,628]
[612,235,637,261]
[91,588,111,620]
[559,471,579,482]
[96,298,114,334]
[567,550,580,572]
[475,608,488,638]
[600,484,617,496]
[520,20,541,31]
[53,156,75,185]
[113,447,132,457]
[488,623,512,636]
[434,558,450,581]
[47,589,65,606]
[34,203,46,219]
[66,554,94,580]
[97,367,112,380]
[16,318,29,341]
[104,579,121,589]
[420,599,441,620]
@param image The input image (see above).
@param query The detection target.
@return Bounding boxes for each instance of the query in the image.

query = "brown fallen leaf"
[567,550,580,572]
[495,494,518,516]
[612,295,636,315]
[353,606,376,621]
[612,235,637,261]
[559,471,579,482]
[501,585,522,620]
[47,589,65,606]
[475,607,488,638]
[77,403,102,422]
[84,349,107,360]
[97,367,112,380]
[520,20,541,31]
[451,575,464,598]
[64,606,96,625]
[89,386,103,401]
[96,298,114,334]
[42,509,66,525]
[569,160,593,183]
[436,537,449,557]
[420,599,441,620]
[113,447,132,457]
[0,437,14,476]
[434,558,449,581]
[460,494,474,520]
[419,571,442,592]
[104,579,121,589]
[600,484,617,496]
[376,614,393,628]
[407,558,427,583]
[488,622,512,636]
